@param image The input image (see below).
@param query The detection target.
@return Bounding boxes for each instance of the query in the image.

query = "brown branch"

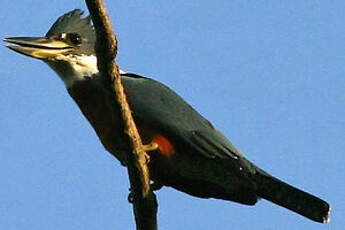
[84,1,158,229]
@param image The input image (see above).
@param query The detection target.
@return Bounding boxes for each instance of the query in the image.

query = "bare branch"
[85,1,158,229]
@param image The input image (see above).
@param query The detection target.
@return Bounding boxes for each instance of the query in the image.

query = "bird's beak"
[3,37,73,60]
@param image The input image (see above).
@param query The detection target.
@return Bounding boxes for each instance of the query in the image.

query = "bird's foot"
[143,142,159,152]
[142,142,159,163]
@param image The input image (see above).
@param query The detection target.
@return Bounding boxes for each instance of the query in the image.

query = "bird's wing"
[188,129,245,159]
[122,74,245,160]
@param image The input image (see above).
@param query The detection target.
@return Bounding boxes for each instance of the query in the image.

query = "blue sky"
[1,1,344,229]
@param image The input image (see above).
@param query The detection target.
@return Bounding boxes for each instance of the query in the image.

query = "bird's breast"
[67,78,128,164]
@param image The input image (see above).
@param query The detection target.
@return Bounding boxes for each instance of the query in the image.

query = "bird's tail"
[254,169,331,223]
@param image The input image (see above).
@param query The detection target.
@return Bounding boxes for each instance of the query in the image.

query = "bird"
[4,9,330,223]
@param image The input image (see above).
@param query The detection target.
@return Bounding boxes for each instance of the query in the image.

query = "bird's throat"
[46,55,99,88]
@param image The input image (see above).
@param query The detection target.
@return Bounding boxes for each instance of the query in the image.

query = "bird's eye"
[67,33,82,45]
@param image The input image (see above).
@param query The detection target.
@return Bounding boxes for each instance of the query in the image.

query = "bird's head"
[4,9,99,87]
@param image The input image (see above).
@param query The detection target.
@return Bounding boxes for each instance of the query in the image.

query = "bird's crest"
[46,9,96,55]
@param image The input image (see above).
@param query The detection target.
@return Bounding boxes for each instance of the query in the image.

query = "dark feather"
[46,9,95,55]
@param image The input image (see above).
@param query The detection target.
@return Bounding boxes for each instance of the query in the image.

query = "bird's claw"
[143,142,159,152]
[142,141,159,163]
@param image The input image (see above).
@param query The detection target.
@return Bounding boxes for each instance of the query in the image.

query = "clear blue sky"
[1,1,344,229]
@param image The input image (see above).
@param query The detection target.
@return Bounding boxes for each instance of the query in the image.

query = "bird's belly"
[147,148,258,205]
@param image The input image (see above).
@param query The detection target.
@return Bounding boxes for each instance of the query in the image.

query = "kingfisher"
[4,9,330,223]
